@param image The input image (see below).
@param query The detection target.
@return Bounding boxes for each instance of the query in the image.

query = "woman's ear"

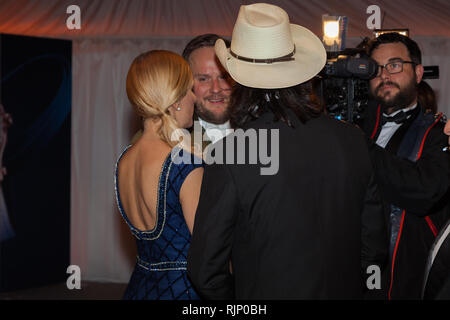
[167,104,176,117]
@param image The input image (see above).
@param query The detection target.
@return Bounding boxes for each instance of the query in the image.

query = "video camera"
[316,39,378,125]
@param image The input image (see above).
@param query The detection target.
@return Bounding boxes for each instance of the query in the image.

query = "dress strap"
[114,145,141,237]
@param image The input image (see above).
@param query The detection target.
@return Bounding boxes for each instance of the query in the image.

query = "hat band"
[230,45,296,64]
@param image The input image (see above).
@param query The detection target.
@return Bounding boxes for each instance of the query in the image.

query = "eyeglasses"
[376,60,416,76]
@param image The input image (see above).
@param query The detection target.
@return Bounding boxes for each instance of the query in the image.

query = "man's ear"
[415,64,424,84]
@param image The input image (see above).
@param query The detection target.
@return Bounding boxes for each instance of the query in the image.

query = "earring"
[176,104,181,111]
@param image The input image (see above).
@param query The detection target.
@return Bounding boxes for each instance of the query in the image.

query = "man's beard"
[371,77,418,114]
[195,98,230,124]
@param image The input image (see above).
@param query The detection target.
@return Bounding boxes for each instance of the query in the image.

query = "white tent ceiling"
[1,0,450,39]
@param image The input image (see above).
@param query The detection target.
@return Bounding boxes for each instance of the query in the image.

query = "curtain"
[417,36,450,114]
[71,37,191,282]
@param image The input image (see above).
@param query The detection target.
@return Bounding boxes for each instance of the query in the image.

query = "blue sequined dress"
[115,145,203,300]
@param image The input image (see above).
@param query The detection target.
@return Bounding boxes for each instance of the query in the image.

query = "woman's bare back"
[117,137,172,231]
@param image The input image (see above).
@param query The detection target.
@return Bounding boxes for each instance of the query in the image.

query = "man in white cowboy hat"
[188,3,388,299]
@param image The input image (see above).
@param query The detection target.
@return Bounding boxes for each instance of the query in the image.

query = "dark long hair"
[230,80,323,128]
[418,80,437,113]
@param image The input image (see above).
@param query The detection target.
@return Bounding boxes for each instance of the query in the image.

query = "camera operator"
[360,32,449,300]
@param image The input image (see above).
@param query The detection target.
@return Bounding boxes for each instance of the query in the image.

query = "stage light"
[374,29,409,37]
[324,21,339,38]
[322,15,348,53]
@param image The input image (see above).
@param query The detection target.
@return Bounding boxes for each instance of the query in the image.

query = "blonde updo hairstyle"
[126,50,193,147]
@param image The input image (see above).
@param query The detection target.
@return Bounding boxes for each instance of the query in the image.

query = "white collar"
[198,118,231,131]
[376,103,418,148]
[383,103,418,118]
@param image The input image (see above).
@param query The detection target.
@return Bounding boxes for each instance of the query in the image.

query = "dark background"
[0,34,71,292]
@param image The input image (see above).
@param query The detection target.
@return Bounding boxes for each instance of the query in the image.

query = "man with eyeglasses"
[360,32,449,300]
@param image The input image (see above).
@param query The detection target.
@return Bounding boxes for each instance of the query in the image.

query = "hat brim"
[215,24,326,89]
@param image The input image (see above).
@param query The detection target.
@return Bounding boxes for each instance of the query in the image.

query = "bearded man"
[131,34,234,152]
[181,34,235,152]
[361,32,449,300]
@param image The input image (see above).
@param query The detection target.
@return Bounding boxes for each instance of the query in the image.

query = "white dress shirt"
[376,103,417,148]
[198,118,232,144]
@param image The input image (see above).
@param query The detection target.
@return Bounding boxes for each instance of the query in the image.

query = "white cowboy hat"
[215,3,326,89]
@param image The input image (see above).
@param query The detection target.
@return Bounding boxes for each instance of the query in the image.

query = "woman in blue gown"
[115,50,203,299]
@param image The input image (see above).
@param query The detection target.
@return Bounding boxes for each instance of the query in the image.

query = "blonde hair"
[126,50,193,147]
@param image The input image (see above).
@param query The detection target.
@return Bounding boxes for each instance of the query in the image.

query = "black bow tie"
[382,110,415,126]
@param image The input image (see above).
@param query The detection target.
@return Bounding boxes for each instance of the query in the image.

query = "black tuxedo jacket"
[187,110,388,299]
[361,101,449,300]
